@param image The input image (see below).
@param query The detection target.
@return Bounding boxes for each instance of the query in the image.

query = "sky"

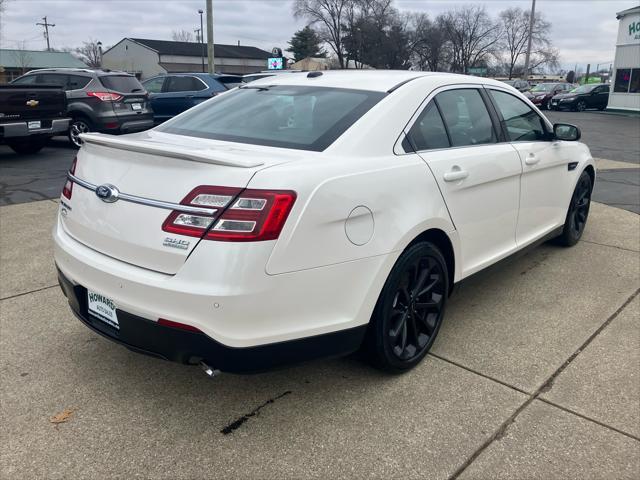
[0,0,637,72]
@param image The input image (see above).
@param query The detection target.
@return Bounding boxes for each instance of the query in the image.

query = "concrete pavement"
[0,199,638,479]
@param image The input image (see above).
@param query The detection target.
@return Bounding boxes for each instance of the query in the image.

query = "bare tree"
[171,29,194,42]
[293,0,351,69]
[441,6,502,74]
[409,13,451,71]
[498,7,556,79]
[11,41,34,74]
[75,39,102,68]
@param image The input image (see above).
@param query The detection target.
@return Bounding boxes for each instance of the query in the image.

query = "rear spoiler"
[79,133,264,168]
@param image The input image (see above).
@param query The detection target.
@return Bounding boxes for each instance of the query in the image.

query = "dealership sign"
[629,20,640,40]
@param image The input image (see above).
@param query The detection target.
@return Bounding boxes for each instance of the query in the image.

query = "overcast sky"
[1,0,637,71]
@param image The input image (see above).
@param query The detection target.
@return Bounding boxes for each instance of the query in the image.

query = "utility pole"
[206,0,214,74]
[198,8,205,73]
[522,0,536,80]
[36,16,55,51]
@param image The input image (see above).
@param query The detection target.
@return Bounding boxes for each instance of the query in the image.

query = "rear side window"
[67,75,91,90]
[435,89,496,147]
[407,101,450,151]
[99,75,144,93]
[165,76,205,92]
[490,90,547,142]
[158,85,385,151]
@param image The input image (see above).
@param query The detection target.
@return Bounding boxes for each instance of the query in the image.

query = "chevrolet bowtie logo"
[25,99,39,107]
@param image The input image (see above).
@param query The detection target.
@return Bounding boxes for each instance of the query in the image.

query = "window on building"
[614,69,632,93]
[629,69,640,94]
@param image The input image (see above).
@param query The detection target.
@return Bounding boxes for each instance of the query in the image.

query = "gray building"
[607,6,640,112]
[102,38,272,79]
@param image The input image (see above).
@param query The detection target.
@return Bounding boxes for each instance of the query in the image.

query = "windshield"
[157,85,386,151]
[99,75,144,93]
[531,83,555,92]
[570,85,597,94]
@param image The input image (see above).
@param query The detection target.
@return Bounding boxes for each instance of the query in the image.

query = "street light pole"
[206,0,214,74]
[198,9,205,73]
[523,0,536,80]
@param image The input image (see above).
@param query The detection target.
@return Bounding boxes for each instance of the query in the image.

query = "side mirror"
[554,123,581,141]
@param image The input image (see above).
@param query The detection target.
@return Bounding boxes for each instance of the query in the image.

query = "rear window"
[217,76,243,89]
[157,85,385,151]
[99,75,144,93]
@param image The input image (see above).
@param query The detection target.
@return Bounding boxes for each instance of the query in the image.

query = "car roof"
[247,70,504,93]
[23,68,132,77]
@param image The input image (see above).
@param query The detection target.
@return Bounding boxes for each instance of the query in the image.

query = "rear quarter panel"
[250,154,455,275]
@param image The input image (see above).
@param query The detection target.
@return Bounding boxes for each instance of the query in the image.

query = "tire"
[598,105,606,111]
[575,100,587,112]
[364,241,449,372]
[7,138,47,154]
[543,100,550,110]
[555,170,593,247]
[68,116,92,148]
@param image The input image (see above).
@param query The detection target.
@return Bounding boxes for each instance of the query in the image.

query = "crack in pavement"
[0,284,59,302]
[582,239,640,254]
[220,391,292,435]
[448,287,640,480]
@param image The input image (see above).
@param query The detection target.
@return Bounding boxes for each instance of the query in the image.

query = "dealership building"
[607,6,640,112]
[102,38,272,79]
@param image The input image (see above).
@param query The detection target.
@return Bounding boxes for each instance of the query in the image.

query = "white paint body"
[53,71,594,348]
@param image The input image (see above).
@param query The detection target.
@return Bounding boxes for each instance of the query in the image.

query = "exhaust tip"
[200,361,221,378]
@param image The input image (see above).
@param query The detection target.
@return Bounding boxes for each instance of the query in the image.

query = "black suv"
[12,68,154,147]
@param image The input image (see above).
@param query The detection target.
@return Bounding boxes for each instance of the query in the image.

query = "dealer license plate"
[131,103,142,111]
[28,121,41,129]
[87,290,119,329]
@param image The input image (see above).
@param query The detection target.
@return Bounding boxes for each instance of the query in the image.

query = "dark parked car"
[550,83,610,111]
[0,84,70,154]
[525,82,574,110]
[501,79,530,92]
[11,68,154,147]
[141,73,242,123]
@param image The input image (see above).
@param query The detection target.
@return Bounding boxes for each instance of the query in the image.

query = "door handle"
[443,168,469,182]
[525,154,540,166]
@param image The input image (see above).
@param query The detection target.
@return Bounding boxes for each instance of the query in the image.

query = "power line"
[36,16,55,51]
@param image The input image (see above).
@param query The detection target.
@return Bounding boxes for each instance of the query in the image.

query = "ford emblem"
[95,184,120,203]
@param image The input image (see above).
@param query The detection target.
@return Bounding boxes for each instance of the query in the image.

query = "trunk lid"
[61,130,300,274]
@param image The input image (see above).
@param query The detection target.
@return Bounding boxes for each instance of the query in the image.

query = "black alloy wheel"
[556,170,592,247]
[575,100,587,112]
[365,242,449,372]
[69,117,91,148]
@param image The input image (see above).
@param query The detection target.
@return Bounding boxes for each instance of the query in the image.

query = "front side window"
[490,90,547,142]
[435,89,496,147]
[157,85,385,151]
[407,101,450,151]
[11,75,37,85]
[614,69,631,93]
[142,76,165,93]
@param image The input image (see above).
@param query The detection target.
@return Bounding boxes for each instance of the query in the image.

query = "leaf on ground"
[50,408,74,424]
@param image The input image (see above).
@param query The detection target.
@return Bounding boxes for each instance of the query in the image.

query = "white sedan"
[53,71,594,374]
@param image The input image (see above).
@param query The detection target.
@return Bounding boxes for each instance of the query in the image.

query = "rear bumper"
[57,268,366,373]
[0,118,70,138]
[53,212,393,360]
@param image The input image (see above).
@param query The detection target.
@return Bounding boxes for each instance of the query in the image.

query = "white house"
[102,38,272,79]
[607,6,640,112]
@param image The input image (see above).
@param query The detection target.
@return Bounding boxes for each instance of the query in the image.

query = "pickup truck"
[0,84,70,154]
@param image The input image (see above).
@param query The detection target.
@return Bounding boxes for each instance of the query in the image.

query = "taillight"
[162,186,296,242]
[62,156,77,199]
[87,91,123,102]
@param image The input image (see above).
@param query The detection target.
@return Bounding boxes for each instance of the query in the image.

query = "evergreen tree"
[286,26,327,62]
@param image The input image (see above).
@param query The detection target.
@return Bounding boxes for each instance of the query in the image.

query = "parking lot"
[1,110,639,478]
